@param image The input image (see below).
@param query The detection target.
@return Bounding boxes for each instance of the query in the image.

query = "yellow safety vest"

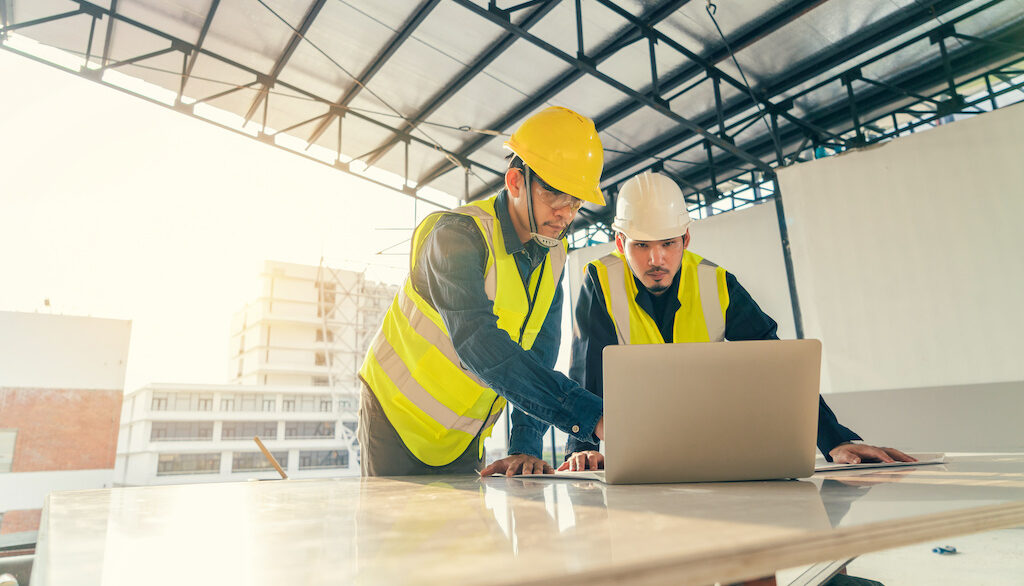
[590,250,729,344]
[359,195,567,466]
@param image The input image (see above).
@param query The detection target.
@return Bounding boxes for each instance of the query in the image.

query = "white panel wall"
[0,470,114,510]
[778,102,1024,394]
[0,311,131,389]
[688,202,796,340]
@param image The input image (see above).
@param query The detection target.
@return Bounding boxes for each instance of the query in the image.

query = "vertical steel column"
[703,140,717,216]
[770,113,805,339]
[842,69,864,144]
[712,73,728,140]
[984,74,998,110]
[574,0,585,61]
[648,35,660,97]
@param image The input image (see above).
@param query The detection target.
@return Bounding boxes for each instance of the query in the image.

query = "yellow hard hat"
[503,106,605,206]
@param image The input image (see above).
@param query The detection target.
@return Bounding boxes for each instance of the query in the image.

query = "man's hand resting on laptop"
[558,451,604,472]
[480,454,553,477]
[829,442,917,464]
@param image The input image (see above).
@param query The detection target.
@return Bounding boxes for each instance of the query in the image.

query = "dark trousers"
[358,383,483,476]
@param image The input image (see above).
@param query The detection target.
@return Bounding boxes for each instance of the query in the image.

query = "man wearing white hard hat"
[559,171,914,472]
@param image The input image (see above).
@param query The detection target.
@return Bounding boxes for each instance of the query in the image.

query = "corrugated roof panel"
[549,74,629,120]
[117,0,208,48]
[275,1,398,105]
[425,70,540,144]
[261,84,328,133]
[526,1,632,60]
[200,0,310,76]
[477,38,578,109]
[276,41,355,107]
[410,1,510,66]
[8,5,98,63]
[184,52,261,101]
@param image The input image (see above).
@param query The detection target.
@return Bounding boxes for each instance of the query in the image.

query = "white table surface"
[32,454,1024,586]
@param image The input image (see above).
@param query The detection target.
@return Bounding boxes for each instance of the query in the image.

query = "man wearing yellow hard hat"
[559,171,915,472]
[358,106,606,476]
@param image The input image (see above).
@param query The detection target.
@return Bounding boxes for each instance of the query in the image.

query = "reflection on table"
[32,454,1024,586]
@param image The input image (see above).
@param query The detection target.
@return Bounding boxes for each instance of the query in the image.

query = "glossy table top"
[33,454,1024,586]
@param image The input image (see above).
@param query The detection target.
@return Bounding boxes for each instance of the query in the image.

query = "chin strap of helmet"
[523,165,568,249]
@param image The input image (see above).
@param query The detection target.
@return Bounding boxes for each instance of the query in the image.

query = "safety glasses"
[530,173,583,212]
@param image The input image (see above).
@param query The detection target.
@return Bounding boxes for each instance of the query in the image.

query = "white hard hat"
[611,171,692,241]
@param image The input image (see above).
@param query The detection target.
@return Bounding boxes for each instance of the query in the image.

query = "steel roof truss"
[359,0,560,170]
[305,0,442,149]
[414,0,692,193]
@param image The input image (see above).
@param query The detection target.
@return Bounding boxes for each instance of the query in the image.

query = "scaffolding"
[315,257,393,447]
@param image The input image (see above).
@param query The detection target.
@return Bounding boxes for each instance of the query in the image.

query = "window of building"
[221,421,278,441]
[319,398,333,412]
[150,422,214,441]
[0,429,17,473]
[197,395,213,411]
[232,451,289,473]
[284,421,334,439]
[221,395,235,411]
[240,394,258,411]
[282,398,295,412]
[156,453,220,476]
[315,351,327,366]
[315,329,334,343]
[151,393,169,411]
[342,421,358,433]
[312,376,329,387]
[299,395,316,411]
[262,398,276,412]
[172,393,195,411]
[299,449,348,470]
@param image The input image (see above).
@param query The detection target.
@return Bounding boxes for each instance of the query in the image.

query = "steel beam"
[455,0,773,201]
[243,0,328,124]
[414,0,692,192]
[305,0,442,148]
[598,0,977,185]
[358,0,560,169]
[179,0,221,102]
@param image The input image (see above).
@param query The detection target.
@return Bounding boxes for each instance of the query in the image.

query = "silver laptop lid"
[602,339,821,484]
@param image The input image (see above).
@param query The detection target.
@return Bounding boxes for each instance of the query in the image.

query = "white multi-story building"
[115,383,360,485]
[115,260,399,486]
[229,260,395,390]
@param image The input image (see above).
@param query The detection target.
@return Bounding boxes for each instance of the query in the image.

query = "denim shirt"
[567,262,861,460]
[410,190,601,458]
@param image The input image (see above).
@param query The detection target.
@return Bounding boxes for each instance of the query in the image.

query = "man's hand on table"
[829,442,917,464]
[480,453,553,477]
[557,450,604,472]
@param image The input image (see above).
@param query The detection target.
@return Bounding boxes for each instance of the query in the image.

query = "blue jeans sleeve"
[563,264,614,459]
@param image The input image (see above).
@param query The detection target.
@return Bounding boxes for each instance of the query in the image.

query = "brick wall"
[0,508,42,534]
[0,387,123,471]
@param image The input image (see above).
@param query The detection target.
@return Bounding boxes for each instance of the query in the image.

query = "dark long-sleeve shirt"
[566,260,861,459]
[410,190,600,458]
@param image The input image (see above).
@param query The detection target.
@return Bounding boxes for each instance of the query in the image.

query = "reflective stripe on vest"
[592,249,729,344]
[359,195,566,466]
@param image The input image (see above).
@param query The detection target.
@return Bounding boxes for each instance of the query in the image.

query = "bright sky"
[0,48,450,392]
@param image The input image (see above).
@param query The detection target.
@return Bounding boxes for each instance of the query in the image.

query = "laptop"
[524,339,823,484]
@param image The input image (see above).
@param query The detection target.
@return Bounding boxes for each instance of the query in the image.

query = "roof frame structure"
[1,0,1022,226]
